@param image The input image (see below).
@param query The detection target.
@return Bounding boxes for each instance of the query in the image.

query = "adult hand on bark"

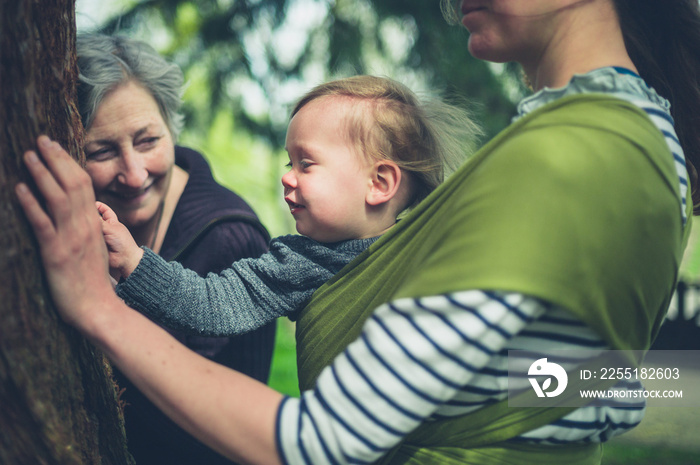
[15,135,117,332]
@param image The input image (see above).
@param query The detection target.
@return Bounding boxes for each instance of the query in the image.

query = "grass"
[602,443,700,465]
[267,318,300,397]
[601,405,700,465]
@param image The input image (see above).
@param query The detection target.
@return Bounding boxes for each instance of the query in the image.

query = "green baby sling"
[295,94,691,464]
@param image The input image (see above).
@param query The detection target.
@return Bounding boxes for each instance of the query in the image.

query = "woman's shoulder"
[491,94,669,171]
[520,93,655,130]
[163,147,269,261]
[173,146,263,221]
[174,220,268,274]
[445,94,676,217]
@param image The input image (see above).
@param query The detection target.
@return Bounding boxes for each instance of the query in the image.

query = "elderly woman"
[74,33,275,465]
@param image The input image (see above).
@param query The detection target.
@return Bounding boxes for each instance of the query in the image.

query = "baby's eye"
[285,161,293,168]
[299,160,312,169]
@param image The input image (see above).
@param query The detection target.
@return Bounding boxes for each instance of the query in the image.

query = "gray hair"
[76,33,185,140]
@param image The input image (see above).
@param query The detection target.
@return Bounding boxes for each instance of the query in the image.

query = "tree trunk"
[0,1,133,463]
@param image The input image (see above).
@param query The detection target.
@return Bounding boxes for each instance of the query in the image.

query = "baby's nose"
[281,171,296,190]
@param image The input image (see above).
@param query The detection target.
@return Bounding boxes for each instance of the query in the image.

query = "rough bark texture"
[0,1,133,464]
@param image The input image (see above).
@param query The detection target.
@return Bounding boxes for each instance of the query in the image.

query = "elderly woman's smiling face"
[83,80,175,231]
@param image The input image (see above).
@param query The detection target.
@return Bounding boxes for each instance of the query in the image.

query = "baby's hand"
[97,202,144,280]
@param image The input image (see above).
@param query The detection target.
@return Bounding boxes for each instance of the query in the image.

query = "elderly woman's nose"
[117,151,148,187]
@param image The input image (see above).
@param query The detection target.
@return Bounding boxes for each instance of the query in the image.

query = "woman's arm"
[15,136,283,465]
[91,299,283,465]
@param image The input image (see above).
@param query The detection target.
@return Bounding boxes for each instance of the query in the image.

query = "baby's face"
[282,96,374,243]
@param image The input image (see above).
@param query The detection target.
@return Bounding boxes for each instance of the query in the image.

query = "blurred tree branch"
[95,0,524,148]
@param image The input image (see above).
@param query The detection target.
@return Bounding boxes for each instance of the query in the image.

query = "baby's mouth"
[285,198,305,213]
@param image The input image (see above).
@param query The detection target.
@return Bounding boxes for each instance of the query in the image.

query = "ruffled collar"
[514,67,671,121]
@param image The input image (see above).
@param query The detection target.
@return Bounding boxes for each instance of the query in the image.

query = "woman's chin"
[467,36,509,63]
[110,204,159,230]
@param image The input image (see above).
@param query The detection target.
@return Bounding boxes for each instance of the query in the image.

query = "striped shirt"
[276,68,687,464]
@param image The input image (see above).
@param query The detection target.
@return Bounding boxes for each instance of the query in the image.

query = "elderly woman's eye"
[138,137,160,147]
[86,148,115,162]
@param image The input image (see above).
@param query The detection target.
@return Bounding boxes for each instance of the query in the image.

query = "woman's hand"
[97,202,144,280]
[15,136,283,465]
[15,136,118,331]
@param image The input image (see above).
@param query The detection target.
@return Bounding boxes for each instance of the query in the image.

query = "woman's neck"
[130,206,163,249]
[523,1,636,91]
[131,164,189,253]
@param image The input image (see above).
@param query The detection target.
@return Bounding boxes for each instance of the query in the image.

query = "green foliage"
[178,109,294,236]
[85,0,522,235]
[95,0,520,145]
[267,319,300,397]
[679,217,700,280]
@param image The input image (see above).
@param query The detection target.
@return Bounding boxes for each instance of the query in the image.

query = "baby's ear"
[366,161,401,206]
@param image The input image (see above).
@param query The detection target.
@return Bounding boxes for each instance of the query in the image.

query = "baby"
[103,75,481,336]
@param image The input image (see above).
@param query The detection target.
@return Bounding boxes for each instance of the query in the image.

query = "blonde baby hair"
[291,75,482,209]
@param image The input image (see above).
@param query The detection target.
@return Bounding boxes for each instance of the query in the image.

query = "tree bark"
[0,1,133,463]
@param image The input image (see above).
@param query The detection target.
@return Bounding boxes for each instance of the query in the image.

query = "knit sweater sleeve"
[115,235,376,337]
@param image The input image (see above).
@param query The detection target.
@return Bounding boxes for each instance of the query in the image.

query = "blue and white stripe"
[277,293,646,464]
[627,97,688,224]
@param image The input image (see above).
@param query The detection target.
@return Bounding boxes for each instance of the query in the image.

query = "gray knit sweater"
[115,235,378,337]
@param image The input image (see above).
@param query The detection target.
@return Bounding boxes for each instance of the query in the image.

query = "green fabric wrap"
[295,94,692,463]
